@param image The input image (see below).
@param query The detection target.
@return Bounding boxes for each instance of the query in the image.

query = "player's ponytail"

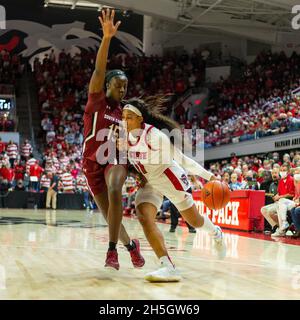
[125,95,181,133]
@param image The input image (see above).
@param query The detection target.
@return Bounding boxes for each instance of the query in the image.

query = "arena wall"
[204,132,300,161]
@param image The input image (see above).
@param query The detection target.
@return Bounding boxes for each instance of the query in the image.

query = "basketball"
[201,180,230,210]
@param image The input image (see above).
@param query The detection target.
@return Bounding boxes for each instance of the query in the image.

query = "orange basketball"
[201,180,230,210]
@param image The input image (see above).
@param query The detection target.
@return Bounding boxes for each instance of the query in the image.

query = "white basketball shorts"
[135,164,194,211]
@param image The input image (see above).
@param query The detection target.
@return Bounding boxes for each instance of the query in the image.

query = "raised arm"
[89,8,121,94]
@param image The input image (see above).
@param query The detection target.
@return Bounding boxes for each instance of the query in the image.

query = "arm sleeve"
[85,91,106,114]
[147,128,213,181]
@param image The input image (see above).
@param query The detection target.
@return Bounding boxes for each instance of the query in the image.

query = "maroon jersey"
[83,91,122,163]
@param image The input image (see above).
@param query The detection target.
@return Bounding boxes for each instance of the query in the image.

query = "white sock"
[279,220,288,231]
[200,215,217,236]
[159,256,175,269]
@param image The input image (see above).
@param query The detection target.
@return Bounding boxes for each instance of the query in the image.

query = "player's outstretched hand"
[99,8,121,38]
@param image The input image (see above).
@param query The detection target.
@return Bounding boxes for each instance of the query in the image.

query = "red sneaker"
[105,250,120,270]
[129,239,145,268]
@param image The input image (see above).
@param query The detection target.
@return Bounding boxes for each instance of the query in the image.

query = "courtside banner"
[193,190,265,232]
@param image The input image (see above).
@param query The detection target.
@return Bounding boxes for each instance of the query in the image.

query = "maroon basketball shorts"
[83,158,127,197]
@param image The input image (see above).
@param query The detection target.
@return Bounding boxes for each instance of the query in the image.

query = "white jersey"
[127,123,213,182]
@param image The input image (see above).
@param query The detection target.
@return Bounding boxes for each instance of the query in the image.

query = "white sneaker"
[271,228,286,237]
[144,266,181,282]
[212,226,227,259]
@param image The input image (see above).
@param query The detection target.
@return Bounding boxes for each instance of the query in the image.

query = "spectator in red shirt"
[0,163,14,183]
[29,161,44,192]
[0,138,5,153]
[14,160,25,183]
[261,163,295,237]
[70,164,79,179]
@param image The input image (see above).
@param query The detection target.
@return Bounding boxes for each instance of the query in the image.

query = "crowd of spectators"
[2,47,300,234]
[205,150,300,238]
[0,137,94,210]
[34,48,208,211]
[202,51,300,147]
[3,46,300,142]
[35,49,300,153]
[0,49,23,132]
[206,151,300,181]
[0,49,22,88]
[35,48,209,153]
[171,50,300,147]
[32,49,300,230]
[109,49,206,97]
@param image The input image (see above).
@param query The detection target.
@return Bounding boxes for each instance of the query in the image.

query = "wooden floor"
[0,209,299,300]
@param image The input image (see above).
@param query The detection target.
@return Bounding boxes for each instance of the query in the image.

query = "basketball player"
[83,8,145,270]
[121,97,226,282]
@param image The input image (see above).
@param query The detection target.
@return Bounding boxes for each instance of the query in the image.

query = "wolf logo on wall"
[0,20,143,62]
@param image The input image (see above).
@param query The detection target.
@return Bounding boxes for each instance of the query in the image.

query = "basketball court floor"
[0,209,299,300]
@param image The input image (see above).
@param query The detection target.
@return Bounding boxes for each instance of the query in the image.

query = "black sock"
[109,241,117,251]
[125,240,136,251]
